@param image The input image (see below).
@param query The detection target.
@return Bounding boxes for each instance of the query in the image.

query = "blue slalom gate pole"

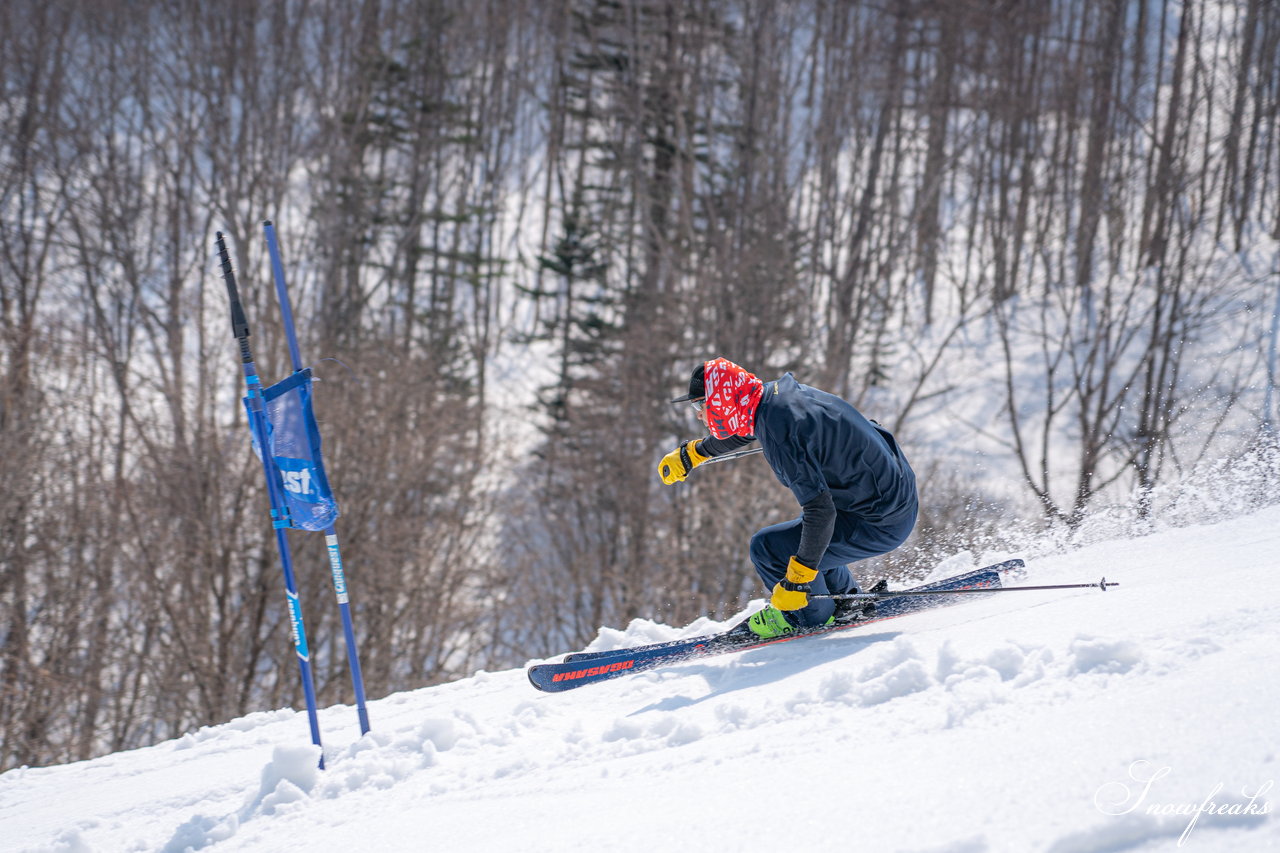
[263,220,371,736]
[215,232,326,768]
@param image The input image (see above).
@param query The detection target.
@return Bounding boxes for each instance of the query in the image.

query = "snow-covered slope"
[4,507,1278,853]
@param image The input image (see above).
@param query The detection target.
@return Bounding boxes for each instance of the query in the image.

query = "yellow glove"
[658,439,711,485]
[770,556,818,611]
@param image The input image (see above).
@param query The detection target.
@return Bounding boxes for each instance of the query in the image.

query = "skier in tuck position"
[658,357,919,639]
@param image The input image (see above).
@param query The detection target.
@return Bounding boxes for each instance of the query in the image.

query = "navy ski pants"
[749,504,917,627]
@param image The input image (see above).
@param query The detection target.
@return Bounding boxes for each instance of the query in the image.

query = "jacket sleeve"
[795,490,836,568]
[698,433,755,457]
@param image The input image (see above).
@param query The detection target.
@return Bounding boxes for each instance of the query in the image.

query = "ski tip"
[989,558,1027,577]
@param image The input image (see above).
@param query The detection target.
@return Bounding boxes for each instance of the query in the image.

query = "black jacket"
[702,373,917,566]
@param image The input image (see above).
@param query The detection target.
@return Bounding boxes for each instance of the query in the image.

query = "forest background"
[2,0,1278,771]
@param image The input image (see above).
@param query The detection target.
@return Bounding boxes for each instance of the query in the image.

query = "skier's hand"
[658,439,710,485]
[770,556,818,611]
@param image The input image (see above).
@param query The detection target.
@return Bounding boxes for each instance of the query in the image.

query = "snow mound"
[4,505,1279,852]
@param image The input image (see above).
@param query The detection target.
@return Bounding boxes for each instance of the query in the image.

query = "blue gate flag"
[247,368,340,531]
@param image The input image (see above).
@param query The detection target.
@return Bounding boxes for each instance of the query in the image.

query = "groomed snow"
[3,506,1277,852]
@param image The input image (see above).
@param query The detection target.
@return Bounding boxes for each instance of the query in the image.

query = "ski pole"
[661,445,762,481]
[812,578,1118,601]
[700,447,763,466]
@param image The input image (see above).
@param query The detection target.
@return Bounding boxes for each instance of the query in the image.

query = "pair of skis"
[528,560,1117,692]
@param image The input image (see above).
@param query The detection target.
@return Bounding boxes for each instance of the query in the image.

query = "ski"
[527,559,1025,692]
[559,559,1026,666]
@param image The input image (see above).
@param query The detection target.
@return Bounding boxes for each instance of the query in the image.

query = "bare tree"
[3,0,1279,770]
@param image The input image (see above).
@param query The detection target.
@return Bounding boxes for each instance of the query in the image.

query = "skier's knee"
[749,530,782,581]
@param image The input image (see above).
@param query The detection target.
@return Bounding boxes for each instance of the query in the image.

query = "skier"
[659,357,919,638]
